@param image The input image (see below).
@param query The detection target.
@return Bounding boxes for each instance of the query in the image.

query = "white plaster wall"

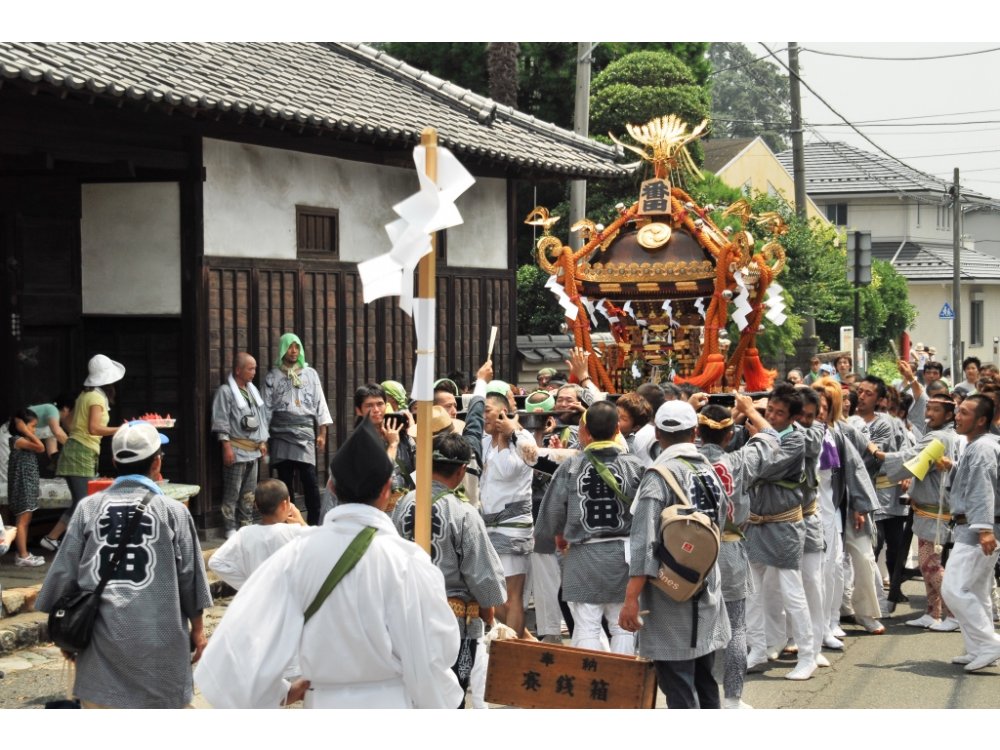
[81,183,181,315]
[907,281,1000,370]
[821,197,956,245]
[202,138,508,269]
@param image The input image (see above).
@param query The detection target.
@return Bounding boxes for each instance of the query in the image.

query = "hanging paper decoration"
[732,269,753,333]
[545,274,579,319]
[358,145,474,314]
[764,280,787,326]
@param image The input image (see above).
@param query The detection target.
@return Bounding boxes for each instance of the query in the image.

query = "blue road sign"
[939,302,955,320]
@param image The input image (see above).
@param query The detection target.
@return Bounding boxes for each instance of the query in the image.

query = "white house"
[777,141,1000,372]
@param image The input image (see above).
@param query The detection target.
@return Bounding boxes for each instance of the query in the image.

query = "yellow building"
[702,137,827,224]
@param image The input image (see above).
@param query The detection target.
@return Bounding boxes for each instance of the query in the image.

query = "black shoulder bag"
[48,492,154,654]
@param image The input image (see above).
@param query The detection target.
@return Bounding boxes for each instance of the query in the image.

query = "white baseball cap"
[112,421,169,464]
[654,401,698,432]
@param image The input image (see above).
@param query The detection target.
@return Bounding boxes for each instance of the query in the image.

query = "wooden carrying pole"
[414,127,438,554]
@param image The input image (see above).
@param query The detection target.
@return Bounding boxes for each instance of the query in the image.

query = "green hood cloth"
[381,380,408,411]
[276,333,307,370]
[525,390,555,412]
[486,380,510,397]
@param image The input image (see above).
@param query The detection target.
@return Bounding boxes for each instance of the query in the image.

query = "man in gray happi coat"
[392,432,506,707]
[697,395,778,709]
[37,422,212,708]
[743,383,816,681]
[212,352,270,536]
[263,333,333,526]
[877,394,962,630]
[938,395,1000,672]
[620,400,730,709]
[536,401,643,654]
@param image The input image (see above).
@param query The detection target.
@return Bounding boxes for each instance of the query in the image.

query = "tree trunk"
[487,43,520,107]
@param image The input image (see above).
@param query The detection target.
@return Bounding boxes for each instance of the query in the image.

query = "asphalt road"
[0,578,998,710]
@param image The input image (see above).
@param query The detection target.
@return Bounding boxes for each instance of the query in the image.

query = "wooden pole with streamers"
[414,127,438,554]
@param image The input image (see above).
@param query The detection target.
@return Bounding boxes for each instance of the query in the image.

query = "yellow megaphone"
[903,438,946,481]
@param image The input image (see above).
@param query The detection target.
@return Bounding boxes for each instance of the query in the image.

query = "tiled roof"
[0,42,631,179]
[517,333,615,364]
[702,137,756,174]
[776,141,991,201]
[873,241,1000,281]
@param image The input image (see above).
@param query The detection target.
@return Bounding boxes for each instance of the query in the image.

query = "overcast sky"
[757,42,1000,200]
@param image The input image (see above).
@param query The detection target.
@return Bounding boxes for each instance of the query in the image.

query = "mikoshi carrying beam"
[357,126,474,552]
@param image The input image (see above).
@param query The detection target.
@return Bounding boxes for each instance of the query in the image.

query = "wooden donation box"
[485,639,657,709]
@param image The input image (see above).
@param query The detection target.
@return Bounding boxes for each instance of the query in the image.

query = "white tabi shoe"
[815,653,831,667]
[905,614,940,629]
[823,635,844,650]
[951,653,975,665]
[964,648,1000,672]
[929,617,960,632]
[747,650,769,672]
[830,626,847,639]
[785,661,817,681]
[723,697,754,709]
[857,616,885,635]
[766,646,781,661]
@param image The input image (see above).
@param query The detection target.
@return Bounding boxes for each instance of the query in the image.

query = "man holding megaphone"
[870,395,962,631]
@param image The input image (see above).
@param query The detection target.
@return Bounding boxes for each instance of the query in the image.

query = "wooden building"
[0,42,628,531]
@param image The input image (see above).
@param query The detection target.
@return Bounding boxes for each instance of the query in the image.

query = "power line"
[758,43,959,194]
[707,43,788,77]
[810,124,1000,136]
[900,148,1000,159]
[802,46,1000,61]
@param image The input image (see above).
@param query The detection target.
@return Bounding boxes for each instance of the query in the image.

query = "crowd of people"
[9,334,1000,709]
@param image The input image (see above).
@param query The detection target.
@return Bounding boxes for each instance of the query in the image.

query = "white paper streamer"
[595,298,620,324]
[410,298,436,402]
[694,297,707,319]
[580,296,599,328]
[632,361,642,378]
[545,275,579,319]
[660,299,679,328]
[622,301,634,320]
[358,145,474,314]
[732,270,753,332]
[764,280,787,326]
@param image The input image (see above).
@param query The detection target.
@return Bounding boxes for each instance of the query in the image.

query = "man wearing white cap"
[619,400,731,709]
[37,421,212,708]
[45,354,126,550]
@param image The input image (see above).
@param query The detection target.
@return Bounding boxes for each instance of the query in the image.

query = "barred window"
[296,206,339,257]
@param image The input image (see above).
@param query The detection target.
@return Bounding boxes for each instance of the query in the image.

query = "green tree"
[687,176,915,357]
[589,51,710,142]
[707,43,790,153]
[516,264,564,335]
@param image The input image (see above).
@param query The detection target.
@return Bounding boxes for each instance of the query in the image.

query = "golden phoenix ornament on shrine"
[531,116,791,393]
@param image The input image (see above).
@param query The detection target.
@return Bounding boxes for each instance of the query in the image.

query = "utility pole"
[952,168,962,374]
[570,42,594,249]
[788,42,807,222]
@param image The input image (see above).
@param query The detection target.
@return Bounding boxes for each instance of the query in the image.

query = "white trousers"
[822,520,846,632]
[843,521,882,618]
[747,563,815,666]
[941,542,1000,657]
[801,550,826,654]
[568,601,634,654]
[526,552,563,637]
[468,637,489,709]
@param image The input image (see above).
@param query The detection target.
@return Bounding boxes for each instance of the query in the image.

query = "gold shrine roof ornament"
[610,115,708,182]
[530,116,790,395]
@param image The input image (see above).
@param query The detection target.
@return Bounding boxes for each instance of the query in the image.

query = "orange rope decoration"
[727,259,777,391]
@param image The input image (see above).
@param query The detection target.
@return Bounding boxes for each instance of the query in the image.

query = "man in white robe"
[195,419,462,709]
